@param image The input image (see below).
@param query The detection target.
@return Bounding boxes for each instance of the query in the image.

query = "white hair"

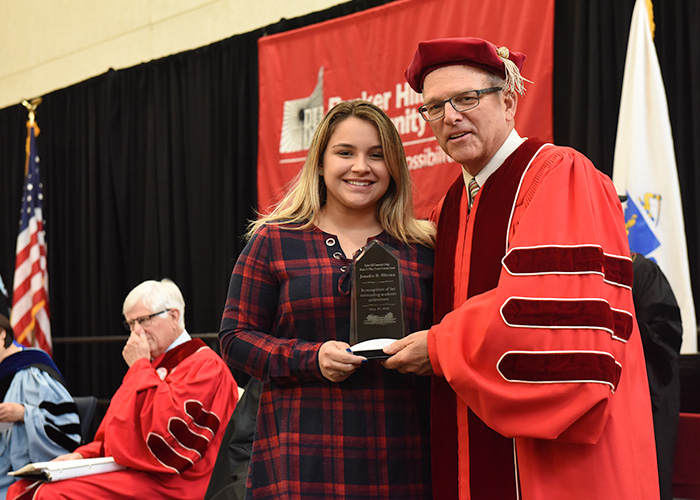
[122,278,185,329]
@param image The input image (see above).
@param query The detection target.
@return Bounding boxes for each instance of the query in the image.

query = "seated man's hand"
[382,330,433,376]
[53,452,84,462]
[0,402,24,422]
[122,331,151,367]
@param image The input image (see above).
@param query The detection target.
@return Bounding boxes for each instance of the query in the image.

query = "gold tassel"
[496,46,532,95]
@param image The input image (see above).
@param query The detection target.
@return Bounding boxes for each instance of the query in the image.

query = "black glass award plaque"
[349,240,405,359]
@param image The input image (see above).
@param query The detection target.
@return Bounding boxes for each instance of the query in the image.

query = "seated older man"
[9,279,238,500]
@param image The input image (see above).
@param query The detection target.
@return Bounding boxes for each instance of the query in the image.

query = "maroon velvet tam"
[405,37,527,93]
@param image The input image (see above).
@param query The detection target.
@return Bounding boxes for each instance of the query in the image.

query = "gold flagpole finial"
[21,97,43,125]
[21,97,43,174]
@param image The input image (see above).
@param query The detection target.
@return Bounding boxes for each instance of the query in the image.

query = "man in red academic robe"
[8,279,238,500]
[384,37,660,499]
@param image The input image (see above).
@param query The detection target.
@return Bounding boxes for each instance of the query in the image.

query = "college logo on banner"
[258,0,555,218]
[280,68,325,154]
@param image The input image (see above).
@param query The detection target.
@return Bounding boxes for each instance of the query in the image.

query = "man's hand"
[0,402,24,422]
[382,330,433,376]
[122,331,151,367]
[318,341,366,383]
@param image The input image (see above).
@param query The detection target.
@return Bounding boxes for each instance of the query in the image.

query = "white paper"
[350,338,395,353]
[9,456,125,482]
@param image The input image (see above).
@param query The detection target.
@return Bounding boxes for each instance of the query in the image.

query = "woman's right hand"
[318,341,366,382]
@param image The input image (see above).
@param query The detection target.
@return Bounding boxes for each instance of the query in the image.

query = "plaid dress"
[220,223,433,500]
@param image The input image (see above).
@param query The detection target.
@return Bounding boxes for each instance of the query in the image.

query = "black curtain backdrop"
[553,0,700,337]
[655,0,700,331]
[0,0,698,419]
[553,0,635,174]
[0,0,397,420]
[0,31,263,408]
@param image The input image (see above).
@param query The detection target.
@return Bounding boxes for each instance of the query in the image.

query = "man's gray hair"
[122,279,185,330]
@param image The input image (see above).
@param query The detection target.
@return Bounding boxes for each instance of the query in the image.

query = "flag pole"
[21,98,42,175]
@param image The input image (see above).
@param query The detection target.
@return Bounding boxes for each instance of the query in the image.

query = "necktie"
[468,177,480,209]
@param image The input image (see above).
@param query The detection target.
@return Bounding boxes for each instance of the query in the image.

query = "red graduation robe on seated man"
[429,136,659,499]
[8,338,238,500]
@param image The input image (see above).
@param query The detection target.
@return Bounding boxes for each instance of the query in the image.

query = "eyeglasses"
[123,309,171,331]
[418,87,503,122]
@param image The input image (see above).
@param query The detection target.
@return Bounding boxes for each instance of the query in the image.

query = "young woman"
[219,100,434,499]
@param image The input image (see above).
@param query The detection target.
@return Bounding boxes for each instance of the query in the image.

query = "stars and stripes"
[11,121,52,355]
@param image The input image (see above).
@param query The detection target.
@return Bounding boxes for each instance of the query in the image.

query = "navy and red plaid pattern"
[220,223,433,500]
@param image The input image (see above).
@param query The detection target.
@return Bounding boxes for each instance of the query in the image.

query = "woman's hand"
[319,341,366,382]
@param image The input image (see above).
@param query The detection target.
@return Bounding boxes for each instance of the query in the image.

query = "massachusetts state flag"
[613,0,697,352]
[11,120,52,355]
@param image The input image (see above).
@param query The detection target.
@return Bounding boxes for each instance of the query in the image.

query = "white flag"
[613,0,696,352]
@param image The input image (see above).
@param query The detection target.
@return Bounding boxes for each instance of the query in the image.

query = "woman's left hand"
[319,341,366,382]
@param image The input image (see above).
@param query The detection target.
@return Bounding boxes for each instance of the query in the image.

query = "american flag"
[11,121,52,355]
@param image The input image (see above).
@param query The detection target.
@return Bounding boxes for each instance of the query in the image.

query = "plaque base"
[350,338,395,360]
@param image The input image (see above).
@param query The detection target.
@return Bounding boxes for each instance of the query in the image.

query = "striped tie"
[468,177,480,209]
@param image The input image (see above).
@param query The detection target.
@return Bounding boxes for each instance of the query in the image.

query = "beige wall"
[0,0,343,109]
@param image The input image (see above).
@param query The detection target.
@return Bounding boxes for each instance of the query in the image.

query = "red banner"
[258,0,554,218]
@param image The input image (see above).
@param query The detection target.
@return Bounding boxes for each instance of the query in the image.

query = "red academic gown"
[8,339,238,500]
[429,140,659,499]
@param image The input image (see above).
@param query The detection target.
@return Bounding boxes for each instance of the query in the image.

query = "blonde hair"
[248,100,435,247]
